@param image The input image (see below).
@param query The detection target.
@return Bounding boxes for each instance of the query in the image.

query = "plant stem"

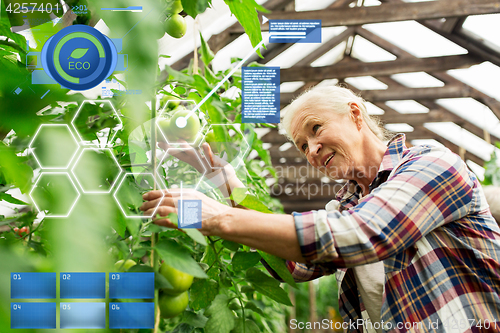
[208,236,246,333]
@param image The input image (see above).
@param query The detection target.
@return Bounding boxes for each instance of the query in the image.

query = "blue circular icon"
[41,25,117,91]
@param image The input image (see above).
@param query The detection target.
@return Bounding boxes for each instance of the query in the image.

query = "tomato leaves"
[224,0,269,57]
[204,294,236,333]
[189,278,218,310]
[245,267,293,306]
[258,251,298,289]
[180,0,211,19]
[231,251,261,271]
[155,239,208,278]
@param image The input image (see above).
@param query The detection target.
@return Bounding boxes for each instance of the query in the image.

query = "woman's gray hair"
[280,85,389,142]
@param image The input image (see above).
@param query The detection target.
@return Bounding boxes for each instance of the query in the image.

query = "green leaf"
[155,239,208,278]
[230,188,272,213]
[189,278,218,311]
[244,301,264,316]
[199,32,214,66]
[182,311,208,328]
[204,294,236,333]
[184,228,207,246]
[231,318,260,333]
[231,251,261,271]
[222,240,240,251]
[165,65,195,85]
[224,0,268,57]
[68,48,88,59]
[0,142,33,193]
[0,192,28,205]
[172,323,195,333]
[181,0,211,19]
[258,251,298,288]
[245,267,292,306]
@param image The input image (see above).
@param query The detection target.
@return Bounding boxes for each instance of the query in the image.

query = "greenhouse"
[1,0,500,332]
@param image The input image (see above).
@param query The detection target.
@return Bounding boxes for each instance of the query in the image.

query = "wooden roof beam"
[280,54,481,82]
[231,0,500,32]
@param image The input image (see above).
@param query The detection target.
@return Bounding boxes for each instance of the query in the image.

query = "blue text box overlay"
[11,273,56,299]
[242,67,280,123]
[269,20,322,43]
[11,302,56,329]
[109,302,154,329]
[60,302,106,329]
[109,273,154,299]
[60,272,105,299]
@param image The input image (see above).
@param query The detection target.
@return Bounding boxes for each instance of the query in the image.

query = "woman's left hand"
[140,189,231,236]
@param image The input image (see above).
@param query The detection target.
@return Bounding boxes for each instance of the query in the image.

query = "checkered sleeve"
[261,258,336,282]
[294,147,475,267]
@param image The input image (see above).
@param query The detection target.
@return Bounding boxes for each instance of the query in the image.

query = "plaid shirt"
[267,134,500,332]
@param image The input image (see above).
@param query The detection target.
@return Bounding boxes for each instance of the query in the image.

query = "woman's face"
[290,104,364,180]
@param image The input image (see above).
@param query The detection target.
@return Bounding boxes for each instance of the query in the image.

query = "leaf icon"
[68,48,88,59]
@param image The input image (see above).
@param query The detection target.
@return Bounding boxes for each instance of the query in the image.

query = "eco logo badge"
[41,25,117,91]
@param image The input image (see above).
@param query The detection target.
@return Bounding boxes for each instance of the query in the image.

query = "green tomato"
[159,263,194,295]
[159,292,188,318]
[114,259,136,271]
[166,0,183,14]
[169,108,201,141]
[164,14,187,39]
[160,95,181,110]
[204,130,220,153]
[158,117,178,142]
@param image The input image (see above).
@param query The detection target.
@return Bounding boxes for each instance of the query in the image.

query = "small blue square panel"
[11,273,56,299]
[179,199,202,229]
[109,273,154,299]
[11,303,56,329]
[109,302,154,329]
[60,302,106,329]
[60,273,105,299]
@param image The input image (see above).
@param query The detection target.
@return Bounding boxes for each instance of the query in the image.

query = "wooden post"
[309,281,318,333]
[288,288,296,333]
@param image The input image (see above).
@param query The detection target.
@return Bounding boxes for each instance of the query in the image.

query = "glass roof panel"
[310,41,346,67]
[410,139,445,148]
[385,123,414,132]
[280,82,305,93]
[385,100,429,113]
[351,35,397,62]
[345,76,388,90]
[435,98,500,138]
[363,21,468,57]
[466,160,485,181]
[316,79,340,87]
[295,0,336,11]
[447,62,500,101]
[390,72,444,88]
[424,122,493,161]
[462,14,500,49]
[363,0,382,6]
[365,102,385,115]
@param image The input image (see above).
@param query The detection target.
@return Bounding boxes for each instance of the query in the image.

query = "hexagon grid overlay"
[29,124,80,169]
[30,172,80,218]
[71,100,123,148]
[114,173,164,219]
[156,99,207,146]
[156,147,208,192]
[71,148,122,194]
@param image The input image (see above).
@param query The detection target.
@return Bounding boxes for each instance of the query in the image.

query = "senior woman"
[141,85,500,332]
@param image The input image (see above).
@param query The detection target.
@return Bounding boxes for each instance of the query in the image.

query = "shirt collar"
[335,134,407,207]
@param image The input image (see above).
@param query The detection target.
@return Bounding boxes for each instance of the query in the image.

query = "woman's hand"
[140,189,231,236]
[158,140,227,173]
